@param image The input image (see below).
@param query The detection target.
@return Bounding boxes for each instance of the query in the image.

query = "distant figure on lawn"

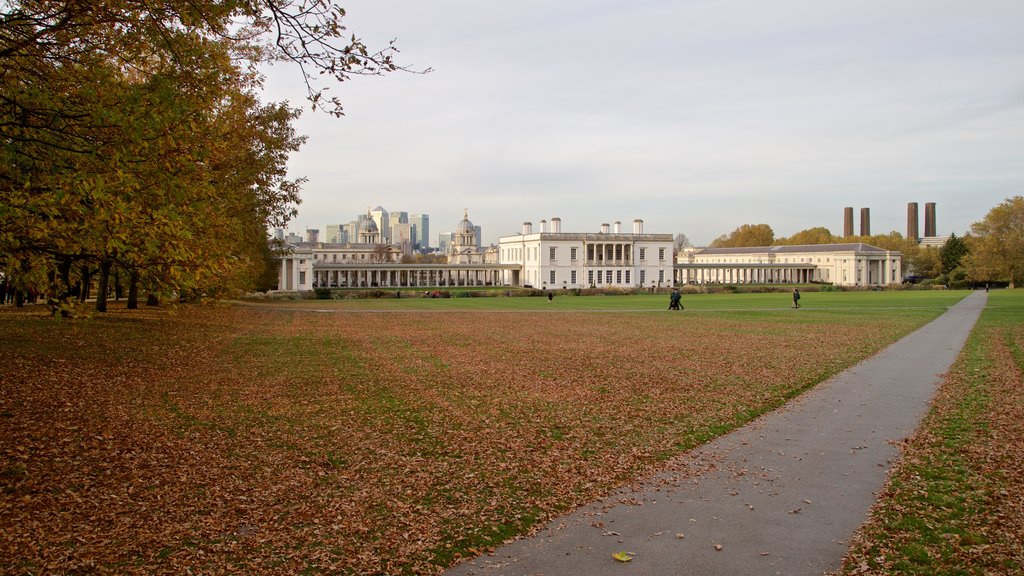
[547,291,553,303]
[669,288,682,310]
[793,288,801,308]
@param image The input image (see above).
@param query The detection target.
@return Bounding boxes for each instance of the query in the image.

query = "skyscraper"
[369,206,389,244]
[410,213,429,249]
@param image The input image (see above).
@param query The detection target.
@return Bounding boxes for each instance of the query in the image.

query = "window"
[639,248,647,260]
[549,247,556,260]
[616,270,622,283]
[625,270,631,284]
[299,271,306,284]
[571,270,577,284]
[570,247,577,260]
[658,248,666,261]
[549,270,555,284]
[332,254,337,261]
[588,270,594,285]
[659,270,665,283]
[597,270,603,283]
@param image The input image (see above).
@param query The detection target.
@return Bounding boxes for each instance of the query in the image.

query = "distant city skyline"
[263,0,1023,246]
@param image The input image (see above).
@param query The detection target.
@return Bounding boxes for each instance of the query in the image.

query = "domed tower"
[452,209,478,251]
[357,210,380,244]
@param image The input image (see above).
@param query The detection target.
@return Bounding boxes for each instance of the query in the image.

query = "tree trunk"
[95,259,112,312]
[127,270,139,309]
[79,266,93,302]
[113,268,122,300]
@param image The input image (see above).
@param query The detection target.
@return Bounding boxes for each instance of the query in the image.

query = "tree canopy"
[966,196,1024,287]
[710,224,774,248]
[1,1,402,313]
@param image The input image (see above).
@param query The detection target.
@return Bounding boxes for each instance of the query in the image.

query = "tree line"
[1,1,403,315]
[692,196,1024,288]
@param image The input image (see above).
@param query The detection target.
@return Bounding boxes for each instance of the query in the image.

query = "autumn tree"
[710,224,774,248]
[965,196,1024,287]
[775,227,838,246]
[1,1,404,314]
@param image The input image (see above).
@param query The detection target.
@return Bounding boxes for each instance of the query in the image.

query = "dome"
[455,209,474,233]
[359,218,378,233]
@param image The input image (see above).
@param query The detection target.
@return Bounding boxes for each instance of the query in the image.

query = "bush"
[313,288,332,300]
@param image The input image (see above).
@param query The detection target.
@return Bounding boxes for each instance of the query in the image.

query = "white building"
[497,218,674,289]
[676,243,902,287]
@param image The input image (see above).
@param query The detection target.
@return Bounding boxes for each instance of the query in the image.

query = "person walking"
[792,288,801,308]
[669,288,682,310]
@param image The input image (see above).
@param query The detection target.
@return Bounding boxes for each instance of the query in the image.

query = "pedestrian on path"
[792,288,801,308]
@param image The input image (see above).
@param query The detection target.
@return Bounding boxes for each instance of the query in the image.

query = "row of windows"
[311,253,370,261]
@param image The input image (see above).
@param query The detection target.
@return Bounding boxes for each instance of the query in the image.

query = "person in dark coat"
[669,288,682,310]
[792,288,801,308]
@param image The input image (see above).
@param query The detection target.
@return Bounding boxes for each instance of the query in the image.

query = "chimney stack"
[539,219,547,233]
[613,221,621,233]
[860,208,871,236]
[551,217,561,233]
[522,221,532,235]
[633,219,644,234]
[924,202,936,237]
[907,202,919,240]
[843,207,854,237]
[600,223,610,233]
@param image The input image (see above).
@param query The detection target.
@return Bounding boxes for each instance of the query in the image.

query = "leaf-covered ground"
[0,295,956,574]
[839,290,1024,575]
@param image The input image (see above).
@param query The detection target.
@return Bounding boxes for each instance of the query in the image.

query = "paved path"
[446,291,988,576]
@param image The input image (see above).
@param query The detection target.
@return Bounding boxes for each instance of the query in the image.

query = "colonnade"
[675,265,817,285]
[586,242,634,266]
[311,265,507,288]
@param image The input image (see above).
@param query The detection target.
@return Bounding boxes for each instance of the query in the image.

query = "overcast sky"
[262,0,1024,246]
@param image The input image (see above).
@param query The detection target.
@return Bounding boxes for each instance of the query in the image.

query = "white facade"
[497,218,674,289]
[676,243,902,287]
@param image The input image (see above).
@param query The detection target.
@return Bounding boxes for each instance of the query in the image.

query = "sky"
[261,0,1024,247]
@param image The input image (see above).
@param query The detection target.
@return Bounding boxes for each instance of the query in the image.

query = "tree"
[710,224,775,248]
[775,227,837,246]
[938,232,970,275]
[673,233,691,259]
[1,1,405,314]
[965,196,1024,287]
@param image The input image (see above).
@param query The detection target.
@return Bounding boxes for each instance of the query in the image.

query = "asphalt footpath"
[446,290,988,576]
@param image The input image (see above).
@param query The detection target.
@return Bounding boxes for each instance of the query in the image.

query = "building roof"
[694,243,892,255]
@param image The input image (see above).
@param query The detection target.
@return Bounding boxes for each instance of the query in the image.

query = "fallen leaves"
[612,551,634,562]
[0,302,934,574]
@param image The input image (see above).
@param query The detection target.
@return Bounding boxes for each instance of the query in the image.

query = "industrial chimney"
[860,208,871,236]
[907,202,919,241]
[843,207,854,237]
[924,202,936,237]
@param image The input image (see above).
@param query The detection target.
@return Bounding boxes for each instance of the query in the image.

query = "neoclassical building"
[497,218,675,289]
[675,243,902,287]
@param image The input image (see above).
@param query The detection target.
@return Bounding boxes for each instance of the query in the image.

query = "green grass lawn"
[240,288,971,312]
